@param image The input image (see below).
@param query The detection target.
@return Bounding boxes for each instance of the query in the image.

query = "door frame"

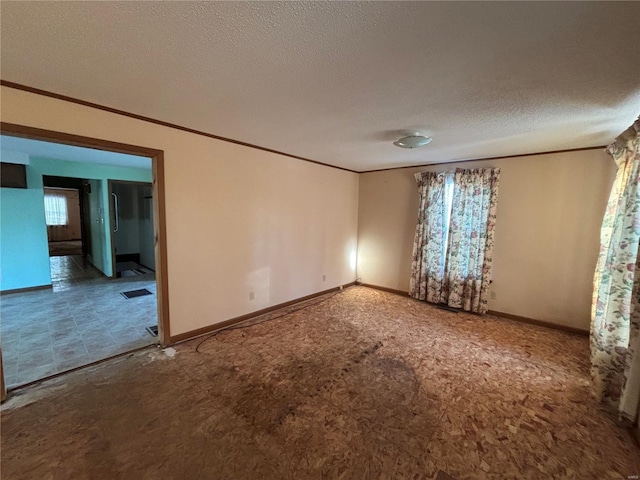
[0,123,171,355]
[108,179,154,279]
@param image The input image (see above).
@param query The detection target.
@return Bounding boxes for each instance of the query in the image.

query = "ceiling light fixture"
[393,134,432,149]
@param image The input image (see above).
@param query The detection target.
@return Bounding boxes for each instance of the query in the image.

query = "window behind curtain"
[44,192,69,226]
[439,173,455,275]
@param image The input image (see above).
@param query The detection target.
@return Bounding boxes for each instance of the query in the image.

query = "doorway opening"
[0,123,169,396]
[42,175,91,261]
[110,181,155,279]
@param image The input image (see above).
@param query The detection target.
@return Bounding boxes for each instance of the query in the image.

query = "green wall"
[0,165,52,291]
[0,156,151,291]
[87,179,105,274]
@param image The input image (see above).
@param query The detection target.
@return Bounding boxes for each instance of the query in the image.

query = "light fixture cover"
[393,134,432,149]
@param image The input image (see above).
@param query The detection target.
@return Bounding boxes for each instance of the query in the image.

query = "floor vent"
[146,325,158,336]
[436,304,460,313]
[121,288,153,299]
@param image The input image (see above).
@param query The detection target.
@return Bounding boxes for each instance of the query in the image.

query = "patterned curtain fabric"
[591,118,640,416]
[444,168,500,314]
[621,254,640,419]
[409,172,448,303]
[410,168,500,314]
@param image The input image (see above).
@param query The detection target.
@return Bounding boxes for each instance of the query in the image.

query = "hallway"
[1,256,157,388]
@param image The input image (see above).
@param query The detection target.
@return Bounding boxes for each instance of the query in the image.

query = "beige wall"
[1,86,359,337]
[1,84,618,334]
[357,150,616,330]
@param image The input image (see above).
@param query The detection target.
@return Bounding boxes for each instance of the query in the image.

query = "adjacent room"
[0,2,639,479]
[0,137,159,388]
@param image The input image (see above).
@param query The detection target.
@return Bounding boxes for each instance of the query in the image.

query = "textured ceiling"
[1,2,639,171]
[0,136,151,170]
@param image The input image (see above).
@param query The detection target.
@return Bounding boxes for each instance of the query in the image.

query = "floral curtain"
[444,168,500,314]
[591,117,640,417]
[409,172,448,303]
[410,168,500,314]
[621,254,640,419]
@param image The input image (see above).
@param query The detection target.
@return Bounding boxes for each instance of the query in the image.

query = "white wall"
[357,150,616,331]
[1,86,359,337]
[621,333,640,420]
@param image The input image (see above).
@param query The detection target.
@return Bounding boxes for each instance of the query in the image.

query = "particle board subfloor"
[1,286,639,479]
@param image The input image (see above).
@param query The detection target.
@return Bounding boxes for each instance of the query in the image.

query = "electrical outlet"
[249,291,254,301]
[490,291,497,300]
[322,274,326,281]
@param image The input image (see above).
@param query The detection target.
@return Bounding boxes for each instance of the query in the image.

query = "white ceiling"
[0,136,151,170]
[1,2,639,172]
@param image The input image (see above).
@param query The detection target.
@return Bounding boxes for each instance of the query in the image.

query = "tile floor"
[1,255,158,388]
[1,286,638,479]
